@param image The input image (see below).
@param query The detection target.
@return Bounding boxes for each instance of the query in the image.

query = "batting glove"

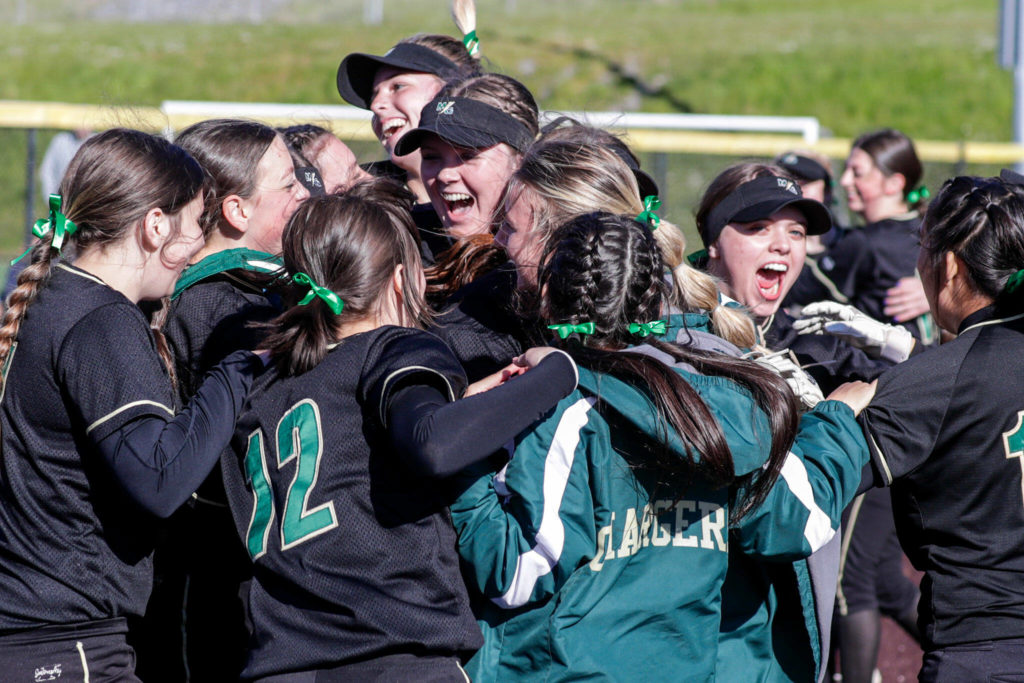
[793,301,915,363]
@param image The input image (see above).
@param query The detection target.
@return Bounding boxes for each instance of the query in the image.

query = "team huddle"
[1,4,1024,683]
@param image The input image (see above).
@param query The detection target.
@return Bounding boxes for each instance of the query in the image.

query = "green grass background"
[0,0,1012,255]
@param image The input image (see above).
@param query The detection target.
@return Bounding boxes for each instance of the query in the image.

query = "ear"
[221,194,249,232]
[944,250,959,283]
[392,263,406,306]
[139,207,168,253]
[884,172,907,198]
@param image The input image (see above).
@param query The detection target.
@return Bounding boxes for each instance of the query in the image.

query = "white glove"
[793,301,915,363]
[744,346,824,411]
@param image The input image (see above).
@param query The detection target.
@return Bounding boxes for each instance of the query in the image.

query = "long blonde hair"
[507,129,757,348]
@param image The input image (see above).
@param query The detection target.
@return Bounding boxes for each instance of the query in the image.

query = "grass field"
[0,0,1010,254]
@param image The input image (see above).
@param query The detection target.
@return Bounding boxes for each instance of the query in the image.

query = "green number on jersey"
[243,399,338,559]
[1002,410,1024,509]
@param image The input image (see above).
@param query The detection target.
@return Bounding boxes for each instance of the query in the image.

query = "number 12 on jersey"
[244,399,338,560]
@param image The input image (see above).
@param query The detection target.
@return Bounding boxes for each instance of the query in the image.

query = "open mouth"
[379,118,407,142]
[755,262,788,300]
[441,192,475,218]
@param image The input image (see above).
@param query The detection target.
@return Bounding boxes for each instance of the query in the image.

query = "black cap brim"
[336,44,459,109]
[393,96,535,156]
[732,197,832,236]
[394,125,510,156]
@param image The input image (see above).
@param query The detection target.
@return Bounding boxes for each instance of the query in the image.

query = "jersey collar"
[957,304,1024,335]
[172,248,283,301]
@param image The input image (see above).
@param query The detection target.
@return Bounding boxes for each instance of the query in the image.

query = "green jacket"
[452,354,862,681]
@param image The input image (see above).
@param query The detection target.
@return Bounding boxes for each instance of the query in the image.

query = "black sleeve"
[858,347,956,486]
[94,350,261,518]
[386,351,578,478]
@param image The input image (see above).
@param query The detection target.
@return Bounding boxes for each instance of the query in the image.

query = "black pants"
[0,618,140,682]
[920,638,1024,682]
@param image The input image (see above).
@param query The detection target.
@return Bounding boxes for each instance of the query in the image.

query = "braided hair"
[538,212,797,520]
[920,176,1024,309]
[0,128,204,393]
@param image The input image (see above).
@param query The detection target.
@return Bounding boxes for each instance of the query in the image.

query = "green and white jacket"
[451,349,866,681]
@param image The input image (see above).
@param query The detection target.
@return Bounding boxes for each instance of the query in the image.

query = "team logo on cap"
[777,178,798,195]
[436,101,455,115]
[782,153,798,165]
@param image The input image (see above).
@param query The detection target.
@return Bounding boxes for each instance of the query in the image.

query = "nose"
[436,163,460,183]
[769,226,791,253]
[839,166,854,190]
[295,181,310,202]
[370,89,390,114]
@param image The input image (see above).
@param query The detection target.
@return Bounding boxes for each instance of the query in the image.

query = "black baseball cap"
[394,96,535,156]
[337,43,461,110]
[701,175,833,247]
[775,152,832,184]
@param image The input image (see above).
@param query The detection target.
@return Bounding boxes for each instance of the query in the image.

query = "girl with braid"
[855,175,1024,682]
[0,128,262,681]
[450,212,872,680]
[218,178,578,681]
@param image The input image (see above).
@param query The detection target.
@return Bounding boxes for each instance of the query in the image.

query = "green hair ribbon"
[686,249,709,267]
[11,194,78,266]
[636,195,662,230]
[293,272,344,315]
[627,320,667,337]
[547,322,596,339]
[1005,268,1024,296]
[906,185,930,204]
[462,30,480,57]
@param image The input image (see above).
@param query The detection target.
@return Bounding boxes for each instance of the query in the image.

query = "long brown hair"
[262,179,429,376]
[0,128,205,392]
[174,118,279,238]
[538,212,797,520]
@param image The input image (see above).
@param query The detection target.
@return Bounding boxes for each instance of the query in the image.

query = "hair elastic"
[548,322,596,339]
[627,320,667,337]
[293,272,344,314]
[462,30,480,57]
[635,195,662,230]
[906,185,930,204]
[12,194,78,266]
[1005,268,1024,296]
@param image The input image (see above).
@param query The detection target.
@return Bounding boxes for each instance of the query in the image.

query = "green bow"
[12,194,78,266]
[627,320,667,337]
[636,195,662,229]
[686,249,709,266]
[462,30,480,56]
[1005,268,1024,296]
[293,272,344,315]
[906,185,931,204]
[547,322,596,339]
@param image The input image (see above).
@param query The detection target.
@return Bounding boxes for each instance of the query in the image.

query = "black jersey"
[165,249,282,405]
[860,306,1024,647]
[431,265,534,382]
[818,215,934,342]
[221,326,481,678]
[0,264,176,629]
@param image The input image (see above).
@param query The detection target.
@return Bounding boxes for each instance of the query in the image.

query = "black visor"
[701,175,832,247]
[336,43,460,110]
[394,97,535,156]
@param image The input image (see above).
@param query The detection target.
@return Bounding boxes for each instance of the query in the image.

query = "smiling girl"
[0,129,262,681]
[336,31,483,261]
